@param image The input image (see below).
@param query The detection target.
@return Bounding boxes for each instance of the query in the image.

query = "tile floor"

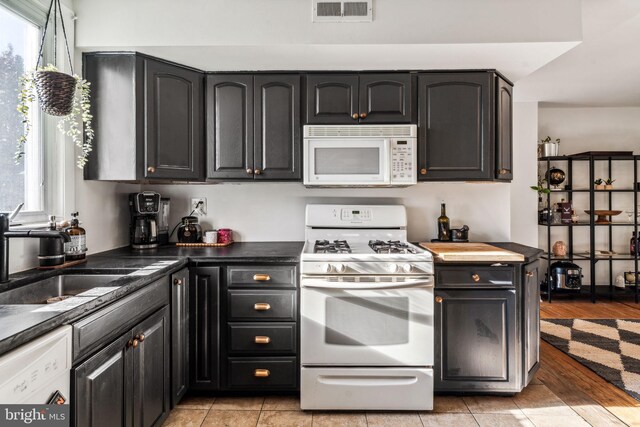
[162,381,594,427]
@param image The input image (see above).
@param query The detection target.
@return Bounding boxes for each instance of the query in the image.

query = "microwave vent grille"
[304,125,416,138]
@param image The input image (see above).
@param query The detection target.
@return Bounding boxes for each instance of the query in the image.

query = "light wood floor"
[163,300,640,427]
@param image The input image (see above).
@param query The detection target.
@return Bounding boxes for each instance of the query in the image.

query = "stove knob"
[320,263,333,273]
[386,263,399,273]
[334,263,347,273]
[401,263,413,273]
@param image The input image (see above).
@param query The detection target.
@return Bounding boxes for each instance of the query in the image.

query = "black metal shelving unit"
[538,154,640,303]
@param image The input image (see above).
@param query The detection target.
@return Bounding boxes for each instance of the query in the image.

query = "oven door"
[301,277,434,366]
[304,138,389,186]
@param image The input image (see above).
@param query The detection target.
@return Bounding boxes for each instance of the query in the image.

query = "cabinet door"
[305,74,359,124]
[190,267,221,390]
[495,76,513,181]
[206,75,254,179]
[523,260,541,384]
[170,268,189,406]
[435,289,517,392]
[145,59,204,180]
[254,75,301,180]
[359,73,413,124]
[132,307,170,427]
[417,73,493,181]
[74,333,133,427]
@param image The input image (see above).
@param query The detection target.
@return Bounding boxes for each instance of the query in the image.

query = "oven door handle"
[301,278,434,290]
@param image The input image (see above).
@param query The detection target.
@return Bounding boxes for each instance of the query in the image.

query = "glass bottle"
[64,212,87,261]
[438,202,450,241]
[631,232,637,256]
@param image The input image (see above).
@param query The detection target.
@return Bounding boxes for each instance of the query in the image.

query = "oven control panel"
[390,139,416,184]
[340,209,372,222]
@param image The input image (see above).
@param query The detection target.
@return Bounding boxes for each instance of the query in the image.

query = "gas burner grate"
[368,240,418,254]
[314,239,352,254]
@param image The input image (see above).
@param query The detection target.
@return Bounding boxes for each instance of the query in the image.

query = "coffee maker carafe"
[129,192,160,249]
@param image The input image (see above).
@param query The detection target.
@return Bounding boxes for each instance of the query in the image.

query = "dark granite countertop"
[0,241,303,356]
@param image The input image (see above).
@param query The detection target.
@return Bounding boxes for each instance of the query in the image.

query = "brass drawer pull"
[254,303,271,311]
[472,274,480,282]
[435,296,443,303]
[255,336,271,344]
[420,168,427,175]
[253,274,271,282]
[254,369,270,378]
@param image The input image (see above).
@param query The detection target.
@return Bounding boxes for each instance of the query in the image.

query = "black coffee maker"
[129,192,161,249]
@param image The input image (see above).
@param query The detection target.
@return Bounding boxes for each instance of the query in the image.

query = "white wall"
[538,107,640,285]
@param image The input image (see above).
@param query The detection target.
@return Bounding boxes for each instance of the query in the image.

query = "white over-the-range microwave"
[303,125,417,187]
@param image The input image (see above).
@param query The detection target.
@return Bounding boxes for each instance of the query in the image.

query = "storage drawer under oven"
[226,357,297,389]
[436,266,515,288]
[227,290,296,321]
[227,323,297,355]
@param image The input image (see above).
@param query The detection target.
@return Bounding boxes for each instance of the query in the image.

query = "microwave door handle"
[302,278,434,290]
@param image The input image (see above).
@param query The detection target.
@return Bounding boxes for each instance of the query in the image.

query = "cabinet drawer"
[228,323,297,355]
[73,277,169,361]
[227,290,296,321]
[227,266,296,288]
[436,266,515,289]
[227,357,297,389]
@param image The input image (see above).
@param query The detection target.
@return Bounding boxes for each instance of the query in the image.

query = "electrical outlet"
[191,198,207,216]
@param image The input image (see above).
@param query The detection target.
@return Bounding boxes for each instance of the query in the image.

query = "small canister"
[217,228,233,244]
[203,230,218,244]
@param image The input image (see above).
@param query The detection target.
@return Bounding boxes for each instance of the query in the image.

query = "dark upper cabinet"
[73,306,170,427]
[83,52,205,182]
[305,73,413,124]
[417,73,493,181]
[435,288,517,392]
[206,75,253,179]
[74,333,132,427]
[522,260,541,384]
[207,74,301,180]
[145,60,204,180]
[170,268,189,407]
[189,267,221,390]
[254,75,301,180]
[496,76,513,181]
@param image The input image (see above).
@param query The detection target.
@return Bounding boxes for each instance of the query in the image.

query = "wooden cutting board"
[419,242,524,262]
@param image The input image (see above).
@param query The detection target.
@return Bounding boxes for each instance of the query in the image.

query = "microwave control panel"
[390,139,416,183]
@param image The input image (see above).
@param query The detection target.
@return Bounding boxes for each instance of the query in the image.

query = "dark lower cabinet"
[189,267,221,390]
[522,260,541,384]
[435,288,517,392]
[73,306,170,427]
[170,268,189,406]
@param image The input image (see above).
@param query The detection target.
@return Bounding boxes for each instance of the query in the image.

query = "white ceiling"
[515,0,640,107]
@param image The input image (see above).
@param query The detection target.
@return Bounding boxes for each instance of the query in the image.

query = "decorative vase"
[595,184,605,190]
[542,142,558,157]
[605,184,614,190]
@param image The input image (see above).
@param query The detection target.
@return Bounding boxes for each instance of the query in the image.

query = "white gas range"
[300,204,435,411]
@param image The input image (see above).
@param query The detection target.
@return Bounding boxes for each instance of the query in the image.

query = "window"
[0,1,48,221]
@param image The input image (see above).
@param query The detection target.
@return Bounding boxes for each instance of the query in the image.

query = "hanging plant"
[15,0,94,168]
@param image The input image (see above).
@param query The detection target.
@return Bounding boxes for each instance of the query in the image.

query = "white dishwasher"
[0,326,72,404]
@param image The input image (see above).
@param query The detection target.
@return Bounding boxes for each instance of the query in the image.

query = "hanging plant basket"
[15,0,94,168]
[34,70,77,116]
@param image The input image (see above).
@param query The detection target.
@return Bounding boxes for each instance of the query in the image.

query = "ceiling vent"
[312,0,372,23]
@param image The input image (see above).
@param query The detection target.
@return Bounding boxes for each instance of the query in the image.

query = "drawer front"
[73,277,170,361]
[227,357,297,389]
[227,266,297,288]
[228,323,297,355]
[436,266,515,289]
[227,290,296,321]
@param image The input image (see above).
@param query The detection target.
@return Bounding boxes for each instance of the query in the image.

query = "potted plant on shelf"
[594,179,605,190]
[605,178,616,190]
[539,136,561,158]
[15,0,93,168]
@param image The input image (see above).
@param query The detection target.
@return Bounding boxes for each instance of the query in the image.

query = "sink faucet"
[0,213,71,283]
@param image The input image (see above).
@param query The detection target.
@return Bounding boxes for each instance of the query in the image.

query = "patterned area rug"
[541,318,640,401]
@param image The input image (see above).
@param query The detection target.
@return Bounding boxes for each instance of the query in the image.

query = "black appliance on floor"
[129,192,161,249]
[545,261,582,292]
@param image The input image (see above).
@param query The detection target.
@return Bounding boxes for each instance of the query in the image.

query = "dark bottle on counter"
[64,212,87,261]
[438,202,451,241]
[632,232,638,256]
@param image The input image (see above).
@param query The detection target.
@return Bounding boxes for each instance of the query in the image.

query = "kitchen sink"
[0,274,125,305]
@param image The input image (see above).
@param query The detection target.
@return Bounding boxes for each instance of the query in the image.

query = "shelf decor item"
[605,178,615,190]
[584,210,623,224]
[539,136,560,157]
[16,0,94,168]
[545,167,566,189]
[594,179,605,190]
[552,240,567,257]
